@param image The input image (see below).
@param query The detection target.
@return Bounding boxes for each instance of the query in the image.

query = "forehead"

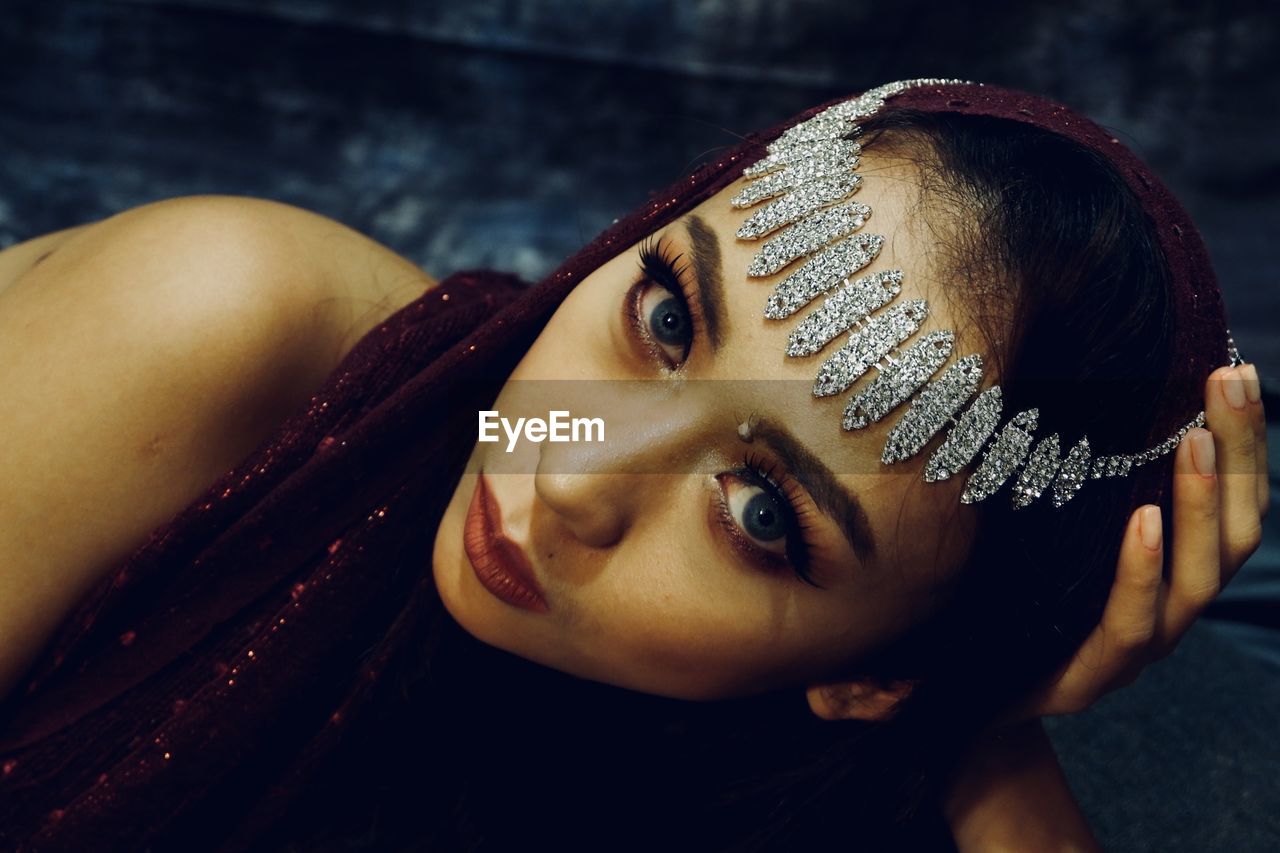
[686,151,977,427]
[658,151,984,560]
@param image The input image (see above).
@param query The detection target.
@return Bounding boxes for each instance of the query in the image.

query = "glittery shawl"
[0,118,775,853]
[0,81,1231,849]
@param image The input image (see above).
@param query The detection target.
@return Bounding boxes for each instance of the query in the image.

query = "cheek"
[588,538,954,699]
[508,260,630,383]
[430,467,480,618]
[572,538,822,697]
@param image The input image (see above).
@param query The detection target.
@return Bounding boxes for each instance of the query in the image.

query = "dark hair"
[274,110,1176,852]
[853,106,1175,704]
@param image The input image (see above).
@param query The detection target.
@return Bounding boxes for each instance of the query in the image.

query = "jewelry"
[733,79,1244,509]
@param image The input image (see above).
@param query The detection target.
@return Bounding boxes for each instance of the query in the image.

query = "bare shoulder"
[0,194,438,348]
[0,195,435,702]
[2,194,440,421]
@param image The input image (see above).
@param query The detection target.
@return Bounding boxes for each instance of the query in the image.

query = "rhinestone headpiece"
[734,78,1244,509]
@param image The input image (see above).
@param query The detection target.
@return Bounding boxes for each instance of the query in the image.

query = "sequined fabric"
[0,106,781,848]
[0,270,535,848]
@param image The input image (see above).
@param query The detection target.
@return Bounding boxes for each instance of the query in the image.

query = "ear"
[805,677,916,722]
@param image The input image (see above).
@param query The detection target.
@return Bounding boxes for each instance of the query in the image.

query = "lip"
[463,471,549,612]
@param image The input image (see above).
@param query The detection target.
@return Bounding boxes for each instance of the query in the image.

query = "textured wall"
[1,0,1276,369]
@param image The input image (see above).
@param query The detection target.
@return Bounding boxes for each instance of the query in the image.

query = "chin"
[430,474,476,627]
[430,478,530,655]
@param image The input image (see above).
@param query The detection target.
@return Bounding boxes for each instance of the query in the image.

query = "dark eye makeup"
[623,232,822,587]
[716,453,821,586]
[626,235,701,367]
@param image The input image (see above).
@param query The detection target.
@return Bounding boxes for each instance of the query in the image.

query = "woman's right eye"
[633,281,693,366]
[624,236,701,370]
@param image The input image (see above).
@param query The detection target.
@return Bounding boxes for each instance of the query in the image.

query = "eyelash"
[627,235,705,368]
[624,237,820,587]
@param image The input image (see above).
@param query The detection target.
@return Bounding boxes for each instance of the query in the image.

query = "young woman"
[0,79,1268,851]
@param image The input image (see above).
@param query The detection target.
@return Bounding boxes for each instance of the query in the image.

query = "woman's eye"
[637,282,693,365]
[722,475,789,557]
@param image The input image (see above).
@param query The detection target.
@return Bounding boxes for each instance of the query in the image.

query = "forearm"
[943,721,1101,853]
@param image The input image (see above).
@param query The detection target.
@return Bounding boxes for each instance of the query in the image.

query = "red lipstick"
[463,471,548,612]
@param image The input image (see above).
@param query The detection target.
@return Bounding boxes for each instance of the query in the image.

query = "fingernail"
[1242,363,1261,404]
[1191,429,1216,477]
[1139,505,1162,550]
[1223,367,1247,410]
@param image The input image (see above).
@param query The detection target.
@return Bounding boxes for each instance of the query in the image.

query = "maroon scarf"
[0,82,1231,850]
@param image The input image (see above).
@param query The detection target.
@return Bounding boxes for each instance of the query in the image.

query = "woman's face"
[432,153,985,701]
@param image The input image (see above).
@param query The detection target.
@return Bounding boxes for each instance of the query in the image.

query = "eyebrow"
[684,214,727,352]
[679,214,875,567]
[751,417,878,566]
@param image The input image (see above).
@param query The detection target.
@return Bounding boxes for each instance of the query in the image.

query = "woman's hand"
[1012,363,1268,719]
[945,364,1268,852]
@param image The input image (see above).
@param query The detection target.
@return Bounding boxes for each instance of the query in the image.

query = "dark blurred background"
[1,0,1276,369]
[1,1,1277,850]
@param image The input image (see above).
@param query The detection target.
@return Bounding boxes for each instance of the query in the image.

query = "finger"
[1040,505,1163,714]
[1239,363,1269,519]
[1205,366,1264,585]
[1160,426,1221,646]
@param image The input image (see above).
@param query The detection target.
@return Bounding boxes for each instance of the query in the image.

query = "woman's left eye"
[714,460,819,586]
[721,475,789,557]
[636,283,693,365]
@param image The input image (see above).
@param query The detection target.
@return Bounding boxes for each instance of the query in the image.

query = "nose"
[533,470,631,549]
[532,381,711,549]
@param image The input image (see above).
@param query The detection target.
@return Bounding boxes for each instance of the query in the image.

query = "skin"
[433,150,1008,702]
